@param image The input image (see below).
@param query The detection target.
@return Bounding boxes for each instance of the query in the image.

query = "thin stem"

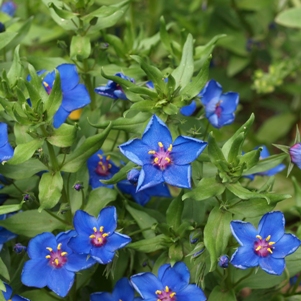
[232,269,254,289]
[46,140,60,171]
[110,130,121,152]
[128,226,153,237]
[46,209,72,227]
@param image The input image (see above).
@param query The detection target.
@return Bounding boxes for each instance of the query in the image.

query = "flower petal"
[199,80,222,105]
[90,292,113,301]
[105,232,131,252]
[97,206,117,234]
[163,164,191,189]
[230,246,259,269]
[95,85,118,100]
[68,235,92,254]
[0,123,9,148]
[119,139,151,165]
[230,220,258,246]
[272,233,301,258]
[259,256,285,275]
[27,232,57,259]
[53,106,70,129]
[171,136,207,165]
[12,295,30,301]
[112,278,135,301]
[176,284,207,301]
[65,253,96,272]
[216,113,235,128]
[158,264,170,281]
[180,101,196,116]
[56,64,79,92]
[73,210,97,236]
[220,92,239,114]
[136,165,164,191]
[90,246,115,264]
[3,283,12,299]
[47,267,74,297]
[160,264,189,292]
[258,211,285,243]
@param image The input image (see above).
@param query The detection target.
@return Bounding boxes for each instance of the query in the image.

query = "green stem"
[46,209,72,227]
[232,269,254,289]
[110,130,121,152]
[46,141,60,171]
[128,226,153,237]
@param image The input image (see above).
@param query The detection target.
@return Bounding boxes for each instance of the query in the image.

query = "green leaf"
[84,187,117,216]
[227,132,245,165]
[22,289,61,301]
[227,55,250,77]
[38,172,63,210]
[47,124,77,147]
[171,34,194,89]
[183,177,225,201]
[0,258,9,281]
[0,209,68,237]
[61,123,112,172]
[104,34,127,58]
[7,139,44,165]
[125,204,157,239]
[166,192,184,231]
[168,243,183,263]
[0,202,24,215]
[7,45,22,86]
[0,290,4,301]
[101,161,135,185]
[208,132,227,165]
[128,234,171,253]
[48,2,78,19]
[275,7,301,28]
[70,35,91,59]
[203,207,232,271]
[0,31,18,51]
[208,286,236,301]
[239,148,261,172]
[163,103,178,115]
[160,17,174,56]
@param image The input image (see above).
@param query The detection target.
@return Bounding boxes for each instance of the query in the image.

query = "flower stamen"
[90,226,109,247]
[148,141,173,170]
[254,234,275,257]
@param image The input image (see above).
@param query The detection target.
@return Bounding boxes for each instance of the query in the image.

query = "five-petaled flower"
[68,207,131,264]
[41,64,91,128]
[289,143,301,170]
[0,123,14,163]
[87,150,120,189]
[230,211,301,275]
[21,230,95,297]
[90,277,135,301]
[200,79,239,128]
[119,115,207,191]
[130,261,207,301]
[2,283,29,301]
[95,72,134,100]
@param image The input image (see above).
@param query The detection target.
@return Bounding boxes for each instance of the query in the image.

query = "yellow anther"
[108,164,112,168]
[97,238,102,243]
[45,255,51,259]
[256,235,262,240]
[93,227,97,233]
[97,154,103,160]
[43,81,49,88]
[57,243,62,250]
[46,247,53,252]
[99,161,104,166]
[154,157,159,164]
[102,233,109,238]
[99,226,104,232]
[155,290,162,295]
[158,142,163,148]
[165,286,169,292]
[148,150,156,154]
[255,246,262,251]
[106,155,111,160]
[170,293,176,298]
[102,165,106,171]
[89,234,96,238]
[61,252,68,256]
[265,235,271,241]
[54,258,59,266]
[167,144,172,152]
[268,241,276,246]
[165,157,171,163]
[267,248,273,254]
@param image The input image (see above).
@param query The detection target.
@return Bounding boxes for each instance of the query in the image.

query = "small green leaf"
[160,17,174,56]
[0,31,18,51]
[0,258,9,281]
[128,234,171,253]
[163,103,178,115]
[166,192,184,230]
[47,123,77,147]
[7,45,22,86]
[239,148,261,172]
[208,286,236,301]
[48,2,78,19]
[227,132,245,165]
[275,7,301,28]
[0,202,24,215]
[169,243,183,263]
[208,132,227,165]
[70,35,91,59]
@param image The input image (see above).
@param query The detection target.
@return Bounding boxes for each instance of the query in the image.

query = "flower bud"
[73,183,83,191]
[218,255,229,268]
[127,169,140,185]
[13,243,27,254]
[289,143,301,169]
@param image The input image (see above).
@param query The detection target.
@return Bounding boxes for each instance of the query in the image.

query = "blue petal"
[176,284,207,301]
[145,81,154,89]
[259,256,285,275]
[230,246,259,269]
[3,283,12,299]
[160,265,189,292]
[180,101,197,116]
[47,267,74,297]
[97,206,117,234]
[207,113,219,128]
[172,262,191,284]
[105,232,131,252]
[258,211,285,243]
[142,115,172,150]
[56,230,77,254]
[217,113,235,128]
[259,146,270,158]
[220,92,239,114]
[61,84,91,112]
[117,181,150,206]
[119,139,151,165]
[158,264,170,281]
[130,273,162,299]
[12,295,30,301]
[90,292,113,301]
[43,71,55,88]
[56,64,79,92]
[114,89,128,100]
[90,246,115,264]
[230,221,257,246]
[53,106,70,129]
[272,233,301,258]
[136,165,164,191]
[0,123,9,147]
[21,258,51,288]
[0,143,14,162]
[163,164,191,188]
[112,278,135,301]
[27,232,57,259]
[0,227,16,244]
[263,163,285,177]
[290,143,301,169]
[68,235,91,254]
[171,136,207,165]
[65,253,96,272]
[199,80,222,106]
[95,85,118,99]
[73,210,97,236]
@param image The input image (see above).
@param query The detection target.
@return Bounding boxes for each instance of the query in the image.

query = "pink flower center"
[43,81,52,95]
[95,154,112,176]
[89,226,109,247]
[156,286,176,301]
[45,243,68,268]
[254,235,275,257]
[148,142,172,170]
[215,101,223,118]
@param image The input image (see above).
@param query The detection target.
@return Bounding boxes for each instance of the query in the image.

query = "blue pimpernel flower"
[117,169,171,206]
[21,230,95,297]
[95,72,135,100]
[90,277,135,301]
[200,79,239,128]
[230,211,301,275]
[130,261,207,301]
[244,146,286,180]
[0,123,14,163]
[68,207,131,264]
[0,214,17,251]
[289,143,301,169]
[2,283,29,301]
[0,1,17,17]
[119,115,207,191]
[40,64,91,128]
[87,150,119,189]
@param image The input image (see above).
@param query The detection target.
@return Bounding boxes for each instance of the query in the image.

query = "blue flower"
[230,211,301,275]
[0,1,16,17]
[41,64,91,128]
[117,169,171,206]
[68,207,131,264]
[289,143,301,169]
[21,230,95,297]
[95,73,134,100]
[0,214,17,251]
[244,146,285,180]
[130,261,206,301]
[2,283,29,301]
[13,243,27,254]
[119,115,207,191]
[91,277,135,301]
[0,123,14,163]
[87,150,120,189]
[200,79,239,128]
[218,255,229,268]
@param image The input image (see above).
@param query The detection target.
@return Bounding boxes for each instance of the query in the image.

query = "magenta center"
[253,235,275,257]
[46,245,68,269]
[156,287,176,301]
[215,102,223,118]
[95,154,112,176]
[90,227,108,247]
[148,142,172,170]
